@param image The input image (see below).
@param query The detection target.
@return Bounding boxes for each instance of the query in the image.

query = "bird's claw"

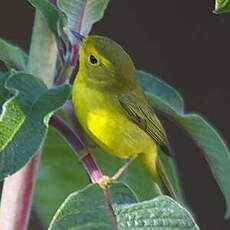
[97,175,115,189]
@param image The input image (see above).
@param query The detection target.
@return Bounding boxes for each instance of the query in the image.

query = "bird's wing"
[118,92,170,155]
[118,93,184,200]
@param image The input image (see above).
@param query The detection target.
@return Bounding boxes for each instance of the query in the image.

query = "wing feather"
[118,93,170,155]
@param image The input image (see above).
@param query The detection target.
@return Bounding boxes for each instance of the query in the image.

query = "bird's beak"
[71,31,85,42]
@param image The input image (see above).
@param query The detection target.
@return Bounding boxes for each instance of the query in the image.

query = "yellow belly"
[72,80,156,159]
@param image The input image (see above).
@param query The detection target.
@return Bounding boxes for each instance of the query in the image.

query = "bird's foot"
[97,175,115,189]
[96,157,136,189]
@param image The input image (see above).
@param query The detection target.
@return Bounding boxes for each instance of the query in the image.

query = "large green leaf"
[0,72,70,180]
[48,183,198,230]
[28,0,61,37]
[57,0,110,43]
[214,0,230,13]
[48,183,137,230]
[0,39,27,70]
[137,70,230,218]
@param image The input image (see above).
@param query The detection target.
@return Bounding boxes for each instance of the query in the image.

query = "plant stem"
[0,8,57,230]
[0,153,41,230]
[103,187,117,230]
[49,115,103,182]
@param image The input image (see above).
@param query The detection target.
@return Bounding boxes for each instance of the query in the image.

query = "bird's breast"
[73,81,154,158]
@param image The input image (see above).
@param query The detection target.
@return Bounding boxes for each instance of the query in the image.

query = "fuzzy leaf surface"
[115,195,199,230]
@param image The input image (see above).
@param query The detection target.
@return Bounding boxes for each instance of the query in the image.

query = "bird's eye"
[88,55,99,65]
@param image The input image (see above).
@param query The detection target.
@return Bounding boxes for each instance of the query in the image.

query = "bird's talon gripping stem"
[97,175,114,189]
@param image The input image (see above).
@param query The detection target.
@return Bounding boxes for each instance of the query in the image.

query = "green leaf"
[48,183,137,230]
[0,39,27,70]
[115,195,199,230]
[214,0,230,14]
[0,72,70,180]
[28,0,61,37]
[137,70,230,218]
[137,71,184,113]
[48,183,198,230]
[57,0,110,43]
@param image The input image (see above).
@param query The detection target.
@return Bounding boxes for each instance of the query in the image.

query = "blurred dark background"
[0,0,230,229]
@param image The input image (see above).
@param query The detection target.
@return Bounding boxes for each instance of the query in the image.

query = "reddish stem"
[49,115,103,182]
[49,115,117,228]
[0,153,41,230]
[103,187,117,230]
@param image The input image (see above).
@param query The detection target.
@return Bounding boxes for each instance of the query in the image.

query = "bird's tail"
[137,149,184,203]
[156,151,185,203]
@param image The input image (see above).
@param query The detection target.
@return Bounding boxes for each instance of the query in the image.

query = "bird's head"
[73,33,137,92]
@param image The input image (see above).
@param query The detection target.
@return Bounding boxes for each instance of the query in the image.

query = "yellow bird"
[72,33,177,196]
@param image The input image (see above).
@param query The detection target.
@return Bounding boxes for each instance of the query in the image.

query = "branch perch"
[49,115,103,183]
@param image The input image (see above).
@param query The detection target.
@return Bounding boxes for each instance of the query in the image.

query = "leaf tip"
[225,208,230,219]
[214,0,230,14]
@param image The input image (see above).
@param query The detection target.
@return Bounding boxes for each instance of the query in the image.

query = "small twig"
[49,115,103,182]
